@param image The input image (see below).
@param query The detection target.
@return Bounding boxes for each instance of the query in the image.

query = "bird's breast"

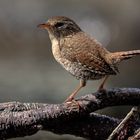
[51,38,83,78]
[50,37,105,80]
[51,38,62,61]
[51,38,71,70]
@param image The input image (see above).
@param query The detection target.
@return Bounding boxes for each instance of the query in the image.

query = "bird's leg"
[98,75,109,91]
[64,79,86,103]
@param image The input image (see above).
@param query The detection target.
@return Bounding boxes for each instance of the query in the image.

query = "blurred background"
[0,0,140,139]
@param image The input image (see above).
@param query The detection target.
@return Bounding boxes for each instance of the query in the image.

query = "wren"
[38,16,140,102]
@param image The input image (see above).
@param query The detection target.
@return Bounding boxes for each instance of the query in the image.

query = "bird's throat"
[49,34,62,63]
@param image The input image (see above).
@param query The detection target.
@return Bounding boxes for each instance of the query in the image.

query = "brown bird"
[38,16,140,102]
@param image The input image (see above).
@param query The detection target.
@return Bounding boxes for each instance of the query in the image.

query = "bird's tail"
[109,50,140,64]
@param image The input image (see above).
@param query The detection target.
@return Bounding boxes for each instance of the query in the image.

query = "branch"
[47,113,120,140]
[128,128,140,140]
[108,106,140,140]
[0,88,140,139]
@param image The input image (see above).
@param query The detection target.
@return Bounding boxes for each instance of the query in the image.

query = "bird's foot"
[97,87,107,93]
[64,96,74,103]
[64,98,81,111]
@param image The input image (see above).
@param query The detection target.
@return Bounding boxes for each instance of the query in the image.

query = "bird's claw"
[64,99,81,111]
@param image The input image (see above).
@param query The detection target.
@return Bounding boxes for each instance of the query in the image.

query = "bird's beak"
[37,23,50,29]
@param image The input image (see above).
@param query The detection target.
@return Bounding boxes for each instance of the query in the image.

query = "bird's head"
[38,16,82,39]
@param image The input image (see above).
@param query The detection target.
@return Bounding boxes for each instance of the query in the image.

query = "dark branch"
[48,113,120,140]
[108,106,140,140]
[128,128,140,140]
[0,88,140,139]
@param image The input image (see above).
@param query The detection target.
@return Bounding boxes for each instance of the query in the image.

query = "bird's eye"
[55,22,65,28]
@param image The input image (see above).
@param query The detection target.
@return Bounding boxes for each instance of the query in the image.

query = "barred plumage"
[38,16,140,102]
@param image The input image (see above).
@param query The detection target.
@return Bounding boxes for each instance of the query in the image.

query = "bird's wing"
[60,33,117,75]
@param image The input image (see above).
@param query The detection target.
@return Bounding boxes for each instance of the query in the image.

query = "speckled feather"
[38,16,140,102]
[40,16,140,81]
[59,32,117,80]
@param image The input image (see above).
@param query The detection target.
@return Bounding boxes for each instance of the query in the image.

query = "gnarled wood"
[0,88,140,140]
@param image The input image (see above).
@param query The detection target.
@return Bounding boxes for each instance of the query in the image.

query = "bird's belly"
[59,59,104,80]
[51,39,104,80]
